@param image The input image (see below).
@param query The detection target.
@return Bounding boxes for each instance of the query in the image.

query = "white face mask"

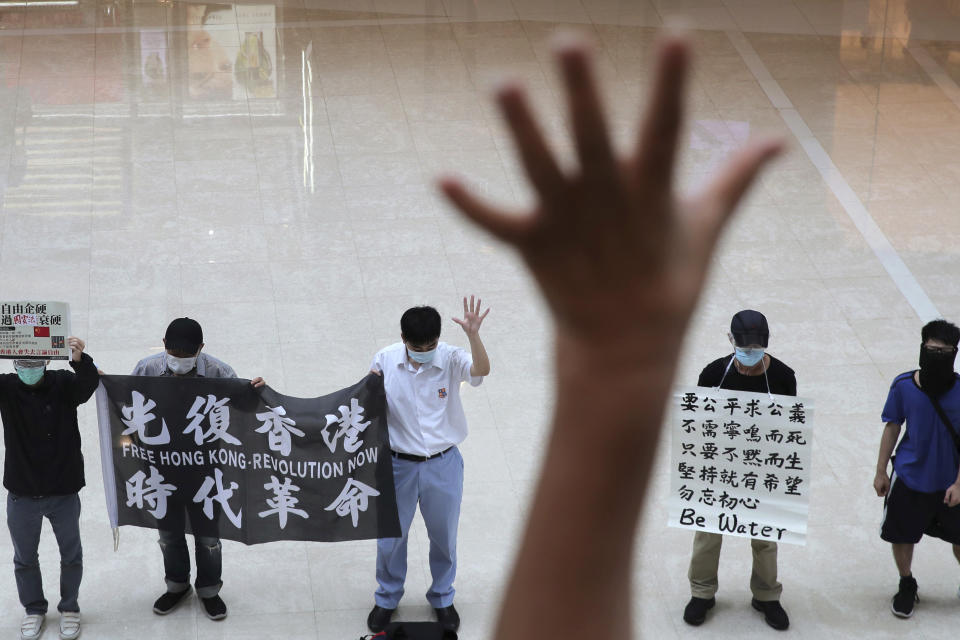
[166,353,198,375]
[407,347,437,364]
[734,346,765,367]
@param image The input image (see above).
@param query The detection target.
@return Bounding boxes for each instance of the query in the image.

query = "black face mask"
[919,346,958,396]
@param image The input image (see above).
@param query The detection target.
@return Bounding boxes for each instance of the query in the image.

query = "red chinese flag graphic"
[33,327,50,338]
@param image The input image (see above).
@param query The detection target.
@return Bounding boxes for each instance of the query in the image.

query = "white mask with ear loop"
[718,333,773,399]
[407,348,436,364]
[734,346,765,367]
[166,354,198,375]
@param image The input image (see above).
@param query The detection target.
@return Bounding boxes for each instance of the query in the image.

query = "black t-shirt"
[697,354,797,397]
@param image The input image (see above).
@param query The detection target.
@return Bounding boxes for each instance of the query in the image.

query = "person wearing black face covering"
[875,319,960,619]
[919,343,958,397]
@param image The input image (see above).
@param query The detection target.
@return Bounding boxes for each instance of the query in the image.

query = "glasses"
[13,360,46,369]
[923,345,957,355]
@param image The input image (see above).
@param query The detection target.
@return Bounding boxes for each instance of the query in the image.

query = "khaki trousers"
[687,531,782,601]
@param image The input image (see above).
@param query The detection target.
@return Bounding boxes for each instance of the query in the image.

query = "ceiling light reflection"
[0,1,78,5]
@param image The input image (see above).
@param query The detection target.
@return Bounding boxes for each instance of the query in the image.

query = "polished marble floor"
[2,0,960,638]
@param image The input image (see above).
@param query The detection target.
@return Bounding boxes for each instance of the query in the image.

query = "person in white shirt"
[366,296,491,634]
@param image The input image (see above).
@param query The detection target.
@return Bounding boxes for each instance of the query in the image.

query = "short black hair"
[922,319,960,347]
[401,306,441,346]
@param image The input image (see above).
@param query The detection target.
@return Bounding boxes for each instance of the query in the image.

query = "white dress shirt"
[371,342,483,457]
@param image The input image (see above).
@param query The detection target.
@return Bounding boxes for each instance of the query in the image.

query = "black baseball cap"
[730,310,769,347]
[164,318,203,353]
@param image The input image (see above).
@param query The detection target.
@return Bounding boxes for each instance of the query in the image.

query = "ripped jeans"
[157,530,222,598]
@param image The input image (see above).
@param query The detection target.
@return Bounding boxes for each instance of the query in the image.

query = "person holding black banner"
[131,317,264,622]
[875,319,960,619]
[366,297,490,634]
[682,310,796,630]
[1,336,98,640]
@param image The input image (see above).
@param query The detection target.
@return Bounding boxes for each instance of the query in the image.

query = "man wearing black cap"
[131,318,264,622]
[132,318,243,380]
[683,310,797,630]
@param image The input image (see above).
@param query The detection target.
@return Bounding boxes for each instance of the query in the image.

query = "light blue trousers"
[375,447,463,609]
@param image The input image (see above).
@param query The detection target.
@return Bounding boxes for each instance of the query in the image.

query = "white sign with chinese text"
[0,301,71,360]
[667,387,814,546]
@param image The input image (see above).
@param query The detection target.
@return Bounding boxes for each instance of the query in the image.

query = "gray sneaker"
[20,614,44,640]
[59,611,81,640]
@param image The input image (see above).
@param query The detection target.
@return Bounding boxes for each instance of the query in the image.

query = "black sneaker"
[367,605,395,632]
[751,598,789,630]
[682,596,715,626]
[435,604,460,632]
[200,595,227,621]
[892,575,918,618]
[152,588,191,615]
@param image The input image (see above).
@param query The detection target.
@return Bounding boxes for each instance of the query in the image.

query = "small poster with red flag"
[0,301,70,360]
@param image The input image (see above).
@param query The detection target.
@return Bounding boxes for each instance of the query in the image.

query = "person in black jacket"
[0,336,98,640]
[683,310,797,631]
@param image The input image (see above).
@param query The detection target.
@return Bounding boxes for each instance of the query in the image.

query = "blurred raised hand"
[441,32,783,640]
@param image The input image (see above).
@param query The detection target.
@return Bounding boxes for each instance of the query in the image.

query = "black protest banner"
[95,374,400,544]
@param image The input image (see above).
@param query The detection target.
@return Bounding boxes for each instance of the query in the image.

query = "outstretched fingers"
[634,35,690,195]
[497,83,565,200]
[439,177,537,244]
[689,138,784,243]
[557,39,618,187]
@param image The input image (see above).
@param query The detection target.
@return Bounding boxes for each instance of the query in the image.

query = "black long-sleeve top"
[0,353,99,496]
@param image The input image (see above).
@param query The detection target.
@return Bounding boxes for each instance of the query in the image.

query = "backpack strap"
[924,385,960,454]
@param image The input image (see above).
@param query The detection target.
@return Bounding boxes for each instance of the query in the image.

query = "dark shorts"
[881,472,960,544]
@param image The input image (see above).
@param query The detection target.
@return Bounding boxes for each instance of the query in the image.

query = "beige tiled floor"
[3,0,960,638]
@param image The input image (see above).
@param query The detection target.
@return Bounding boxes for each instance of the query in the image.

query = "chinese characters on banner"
[668,387,814,545]
[95,374,401,544]
[0,301,70,360]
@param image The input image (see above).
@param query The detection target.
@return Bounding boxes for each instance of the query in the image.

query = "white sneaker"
[59,611,81,640]
[20,613,44,640]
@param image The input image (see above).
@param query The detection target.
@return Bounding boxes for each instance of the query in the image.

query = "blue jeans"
[6,493,82,615]
[375,447,464,609]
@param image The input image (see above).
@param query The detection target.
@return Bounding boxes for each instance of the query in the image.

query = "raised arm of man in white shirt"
[369,295,490,376]
[453,295,490,377]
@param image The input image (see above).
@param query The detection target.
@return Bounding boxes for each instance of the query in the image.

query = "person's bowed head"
[162,318,264,387]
